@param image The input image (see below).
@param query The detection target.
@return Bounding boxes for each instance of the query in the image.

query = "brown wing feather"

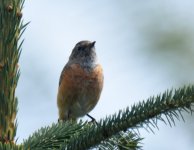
[59,65,69,86]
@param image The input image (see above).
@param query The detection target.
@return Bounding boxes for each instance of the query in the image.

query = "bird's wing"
[59,64,69,87]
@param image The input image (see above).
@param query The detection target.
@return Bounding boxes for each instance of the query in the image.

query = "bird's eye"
[77,46,82,51]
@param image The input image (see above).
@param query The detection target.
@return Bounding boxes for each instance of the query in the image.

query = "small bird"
[57,40,104,121]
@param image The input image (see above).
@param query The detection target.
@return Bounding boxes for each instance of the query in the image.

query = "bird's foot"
[86,114,98,125]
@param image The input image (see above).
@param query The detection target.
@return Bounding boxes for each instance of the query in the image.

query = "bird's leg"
[86,114,98,125]
[86,114,109,138]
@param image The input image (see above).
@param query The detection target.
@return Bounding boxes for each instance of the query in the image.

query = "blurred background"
[16,0,194,149]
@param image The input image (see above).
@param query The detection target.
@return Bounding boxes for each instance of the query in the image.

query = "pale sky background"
[16,0,194,149]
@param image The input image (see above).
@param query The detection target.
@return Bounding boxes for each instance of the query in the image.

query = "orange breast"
[57,63,103,118]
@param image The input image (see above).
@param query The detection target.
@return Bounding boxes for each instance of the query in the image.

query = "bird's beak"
[89,41,96,48]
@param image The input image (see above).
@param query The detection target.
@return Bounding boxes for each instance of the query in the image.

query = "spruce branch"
[22,85,194,150]
[23,121,143,150]
[23,121,86,150]
[0,142,23,150]
[62,86,194,150]
[0,0,26,143]
[97,131,143,150]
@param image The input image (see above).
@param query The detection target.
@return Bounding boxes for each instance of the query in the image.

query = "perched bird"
[57,40,104,121]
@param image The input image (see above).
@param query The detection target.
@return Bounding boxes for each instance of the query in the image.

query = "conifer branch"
[23,85,194,150]
[0,142,23,150]
[0,0,26,144]
[23,121,86,149]
[64,86,194,150]
[97,131,143,150]
[23,121,143,150]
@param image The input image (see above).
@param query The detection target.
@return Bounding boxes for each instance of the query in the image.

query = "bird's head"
[69,40,97,61]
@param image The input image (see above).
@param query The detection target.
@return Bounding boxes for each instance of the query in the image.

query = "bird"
[57,40,104,122]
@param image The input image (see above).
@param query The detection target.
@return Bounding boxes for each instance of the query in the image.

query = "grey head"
[68,40,97,69]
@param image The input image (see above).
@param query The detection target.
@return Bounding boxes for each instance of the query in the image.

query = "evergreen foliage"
[0,0,26,143]
[0,0,194,149]
[23,86,194,150]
